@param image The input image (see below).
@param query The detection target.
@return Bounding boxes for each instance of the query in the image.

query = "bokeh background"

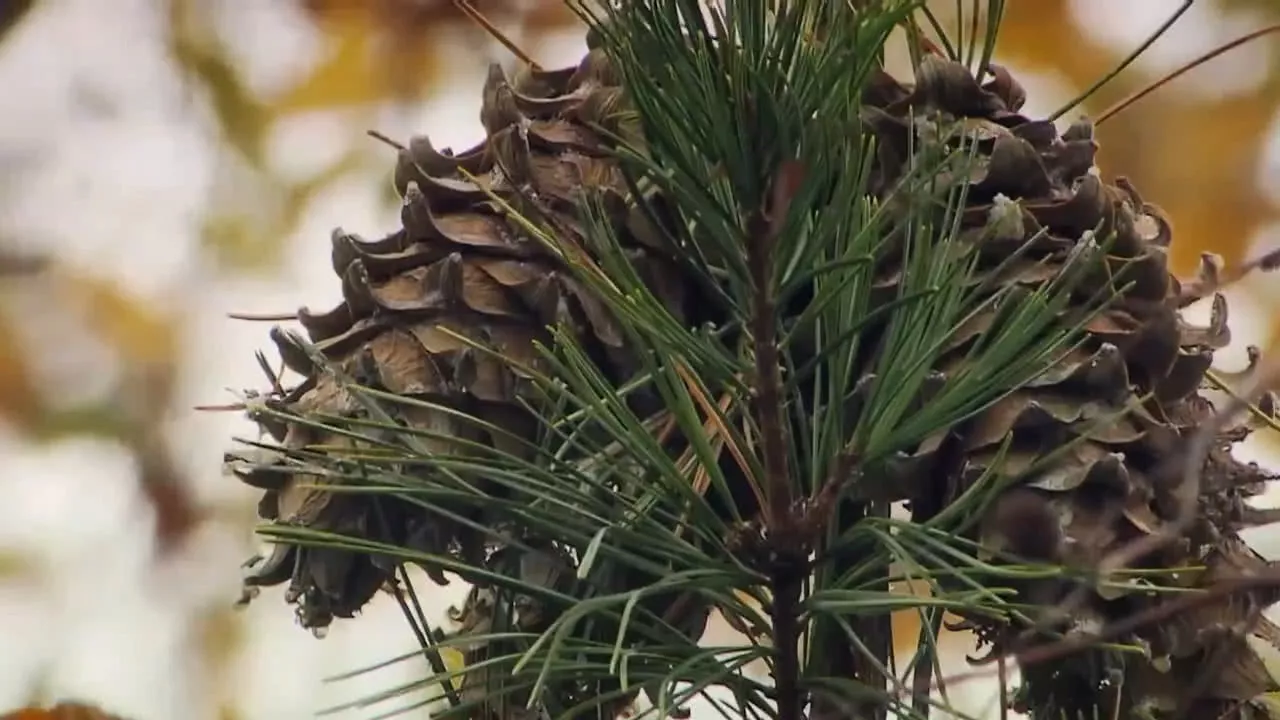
[1,1,1279,719]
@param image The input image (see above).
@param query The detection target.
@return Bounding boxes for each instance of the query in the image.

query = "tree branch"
[750,160,806,720]
[750,160,804,528]
[771,566,805,720]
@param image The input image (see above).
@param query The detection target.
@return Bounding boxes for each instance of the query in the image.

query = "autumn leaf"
[1,703,130,720]
[0,549,38,581]
[0,310,41,433]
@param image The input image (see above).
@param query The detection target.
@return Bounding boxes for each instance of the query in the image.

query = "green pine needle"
[227,1,1154,718]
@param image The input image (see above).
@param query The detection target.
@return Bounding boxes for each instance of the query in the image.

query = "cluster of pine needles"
[205,1,1280,719]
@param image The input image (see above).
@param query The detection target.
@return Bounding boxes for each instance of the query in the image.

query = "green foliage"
[235,1,1112,718]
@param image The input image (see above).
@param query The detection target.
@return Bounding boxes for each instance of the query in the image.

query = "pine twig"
[452,0,541,68]
[1097,23,1280,125]
[750,160,806,720]
[1047,0,1193,122]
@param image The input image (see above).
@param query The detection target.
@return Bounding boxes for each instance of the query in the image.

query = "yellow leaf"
[0,310,41,432]
[0,548,37,579]
[57,271,178,371]
[439,646,466,675]
[1,703,130,720]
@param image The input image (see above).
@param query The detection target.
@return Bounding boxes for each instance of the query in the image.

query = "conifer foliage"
[227,1,1280,718]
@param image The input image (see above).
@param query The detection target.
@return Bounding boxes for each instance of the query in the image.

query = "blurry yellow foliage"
[0,704,129,720]
[60,272,179,373]
[197,606,247,720]
[0,310,40,434]
[166,0,269,166]
[165,0,593,276]
[0,262,201,552]
[276,0,579,114]
[197,146,367,274]
[0,548,38,580]
[274,3,442,114]
[993,0,1280,279]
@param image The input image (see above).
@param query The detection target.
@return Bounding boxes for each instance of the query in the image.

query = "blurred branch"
[0,0,36,46]
[1096,22,1280,124]
[165,0,268,166]
[0,264,199,552]
[0,248,49,278]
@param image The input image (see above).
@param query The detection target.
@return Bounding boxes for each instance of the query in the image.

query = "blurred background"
[0,1,1278,719]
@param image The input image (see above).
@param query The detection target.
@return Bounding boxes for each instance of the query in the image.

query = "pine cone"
[862,55,1280,718]
[229,47,699,637]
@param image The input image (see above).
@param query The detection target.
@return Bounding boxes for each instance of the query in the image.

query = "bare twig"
[452,0,541,68]
[400,565,462,708]
[193,402,247,412]
[226,311,299,322]
[1097,23,1280,125]
[1047,0,1193,122]
[366,129,406,151]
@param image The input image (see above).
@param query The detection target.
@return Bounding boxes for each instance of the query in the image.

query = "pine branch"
[223,1,1229,717]
[750,162,807,720]
[751,162,803,529]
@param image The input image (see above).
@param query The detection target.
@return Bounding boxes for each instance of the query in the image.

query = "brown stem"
[452,0,541,69]
[192,402,247,412]
[747,230,790,527]
[750,162,803,528]
[771,567,804,720]
[366,129,406,151]
[226,311,298,322]
[749,161,806,720]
